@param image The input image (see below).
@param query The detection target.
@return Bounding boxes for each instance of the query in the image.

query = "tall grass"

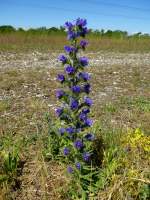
[0,32,150,52]
[88,35,150,52]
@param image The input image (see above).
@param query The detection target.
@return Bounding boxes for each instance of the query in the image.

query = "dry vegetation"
[0,33,150,52]
[0,52,150,199]
[0,35,150,199]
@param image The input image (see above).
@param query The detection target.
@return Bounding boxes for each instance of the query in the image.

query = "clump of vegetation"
[0,136,25,199]
[97,128,150,200]
[1,25,150,52]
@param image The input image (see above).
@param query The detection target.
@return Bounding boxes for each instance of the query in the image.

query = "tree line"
[0,25,149,39]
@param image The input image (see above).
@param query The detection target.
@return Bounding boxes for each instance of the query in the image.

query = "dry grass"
[0,33,150,52]
[97,128,150,200]
[0,58,150,199]
[0,33,66,52]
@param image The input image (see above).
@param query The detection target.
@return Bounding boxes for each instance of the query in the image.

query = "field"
[0,33,150,52]
[0,35,150,199]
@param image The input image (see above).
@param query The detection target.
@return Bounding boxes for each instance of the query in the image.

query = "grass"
[0,33,150,52]
[0,60,150,199]
[97,128,150,200]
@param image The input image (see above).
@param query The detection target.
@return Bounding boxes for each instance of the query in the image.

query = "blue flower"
[55,107,63,116]
[80,27,88,37]
[76,18,87,27]
[83,83,91,94]
[58,54,67,64]
[67,31,77,40]
[63,147,70,156]
[59,127,65,135]
[83,152,91,162]
[64,21,73,31]
[67,166,73,173]
[57,74,65,83]
[79,57,89,66]
[78,72,90,81]
[82,108,90,114]
[85,133,95,141]
[65,65,75,75]
[56,89,65,99]
[64,46,76,54]
[75,162,81,170]
[84,97,93,106]
[80,40,88,49]
[71,85,81,93]
[74,139,84,150]
[79,112,87,121]
[84,118,93,127]
[66,127,75,134]
[70,98,79,110]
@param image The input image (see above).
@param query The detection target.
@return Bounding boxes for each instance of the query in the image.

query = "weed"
[0,100,11,112]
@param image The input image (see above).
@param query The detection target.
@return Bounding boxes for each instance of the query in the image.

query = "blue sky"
[0,0,150,33]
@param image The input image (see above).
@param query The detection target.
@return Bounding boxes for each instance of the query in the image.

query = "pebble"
[0,51,150,69]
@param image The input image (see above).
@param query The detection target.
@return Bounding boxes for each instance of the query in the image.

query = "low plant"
[0,150,19,182]
[0,136,24,197]
[43,113,61,160]
[97,128,150,200]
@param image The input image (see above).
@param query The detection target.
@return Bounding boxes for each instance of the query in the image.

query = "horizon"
[0,0,150,34]
[1,25,150,35]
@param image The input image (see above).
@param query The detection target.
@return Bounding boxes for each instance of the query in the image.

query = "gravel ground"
[0,51,150,69]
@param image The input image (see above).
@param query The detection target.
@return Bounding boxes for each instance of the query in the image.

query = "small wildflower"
[79,112,87,121]
[74,139,84,150]
[75,162,81,170]
[70,98,79,110]
[76,18,87,27]
[64,21,73,30]
[67,166,73,173]
[79,57,89,66]
[65,65,75,75]
[57,74,65,83]
[78,72,90,81]
[83,152,91,162]
[58,54,67,64]
[72,85,81,93]
[85,133,95,141]
[56,89,65,99]
[80,40,88,49]
[83,83,91,94]
[64,46,76,54]
[59,127,65,135]
[82,108,90,114]
[66,127,75,134]
[63,147,70,156]
[55,107,63,116]
[80,27,88,37]
[84,118,93,127]
[67,31,77,40]
[84,96,93,106]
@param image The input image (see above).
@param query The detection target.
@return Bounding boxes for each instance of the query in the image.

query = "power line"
[74,0,150,13]
[2,1,150,21]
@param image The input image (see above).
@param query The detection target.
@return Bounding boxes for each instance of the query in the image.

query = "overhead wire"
[74,0,150,13]
[1,1,150,21]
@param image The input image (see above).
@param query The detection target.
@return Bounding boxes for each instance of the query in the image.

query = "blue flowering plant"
[56,18,98,198]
